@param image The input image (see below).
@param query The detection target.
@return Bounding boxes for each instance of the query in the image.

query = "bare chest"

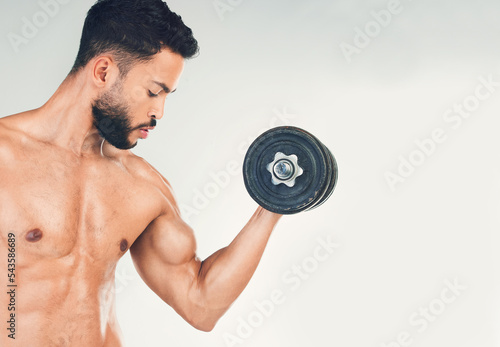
[0,154,163,265]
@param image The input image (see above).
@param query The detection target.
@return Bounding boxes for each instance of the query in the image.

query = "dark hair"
[70,0,199,76]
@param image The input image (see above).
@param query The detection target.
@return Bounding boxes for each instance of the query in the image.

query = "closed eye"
[148,90,160,97]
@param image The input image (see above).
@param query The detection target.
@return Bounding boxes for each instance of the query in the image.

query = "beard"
[92,79,156,150]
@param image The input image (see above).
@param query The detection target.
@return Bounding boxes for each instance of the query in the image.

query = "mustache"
[134,118,157,130]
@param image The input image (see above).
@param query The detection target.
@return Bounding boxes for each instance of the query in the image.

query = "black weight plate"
[307,141,338,210]
[302,134,334,210]
[304,137,335,211]
[243,126,329,214]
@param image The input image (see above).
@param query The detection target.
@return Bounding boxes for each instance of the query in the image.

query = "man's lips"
[139,127,155,139]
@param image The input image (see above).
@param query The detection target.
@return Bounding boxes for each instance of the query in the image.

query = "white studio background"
[0,0,499,346]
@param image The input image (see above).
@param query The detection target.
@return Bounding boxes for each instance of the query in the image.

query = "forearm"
[194,207,282,319]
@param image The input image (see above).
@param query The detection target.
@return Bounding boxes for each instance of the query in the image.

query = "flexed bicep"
[130,212,206,327]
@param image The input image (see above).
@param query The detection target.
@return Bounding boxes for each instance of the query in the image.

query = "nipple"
[120,239,128,252]
[25,229,43,243]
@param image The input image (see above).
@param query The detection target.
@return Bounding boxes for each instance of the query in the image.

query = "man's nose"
[150,111,163,121]
[153,97,167,120]
[150,107,164,121]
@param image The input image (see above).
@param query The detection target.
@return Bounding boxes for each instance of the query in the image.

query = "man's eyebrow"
[153,81,176,93]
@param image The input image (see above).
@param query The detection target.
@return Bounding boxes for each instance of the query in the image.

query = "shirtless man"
[0,0,282,345]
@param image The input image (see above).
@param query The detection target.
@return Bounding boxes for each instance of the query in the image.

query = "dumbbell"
[243,126,338,214]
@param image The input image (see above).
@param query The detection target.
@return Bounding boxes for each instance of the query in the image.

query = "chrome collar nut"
[266,152,304,187]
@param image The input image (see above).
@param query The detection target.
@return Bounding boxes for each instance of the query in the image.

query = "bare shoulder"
[0,113,20,135]
[0,110,36,130]
[124,153,180,214]
[0,113,31,161]
[127,154,196,265]
[0,110,39,139]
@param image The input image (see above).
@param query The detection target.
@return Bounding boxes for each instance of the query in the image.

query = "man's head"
[71,0,198,76]
[71,0,199,150]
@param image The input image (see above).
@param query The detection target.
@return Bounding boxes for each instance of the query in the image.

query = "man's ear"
[91,56,119,88]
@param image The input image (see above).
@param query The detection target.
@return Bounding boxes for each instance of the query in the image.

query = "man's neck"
[31,72,111,157]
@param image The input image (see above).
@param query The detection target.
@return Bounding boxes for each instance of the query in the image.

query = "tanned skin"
[0,49,282,346]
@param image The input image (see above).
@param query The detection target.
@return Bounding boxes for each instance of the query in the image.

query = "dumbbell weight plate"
[243,126,331,214]
[306,140,338,211]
